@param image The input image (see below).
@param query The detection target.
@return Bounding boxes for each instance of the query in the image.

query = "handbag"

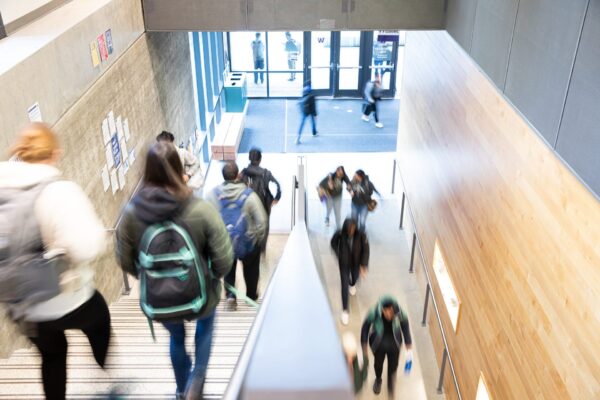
[367,199,377,212]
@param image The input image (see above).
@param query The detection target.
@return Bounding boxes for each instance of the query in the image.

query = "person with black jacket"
[331,218,369,326]
[361,295,413,397]
[318,166,351,229]
[240,148,281,252]
[116,142,233,400]
[350,169,379,232]
[296,82,317,144]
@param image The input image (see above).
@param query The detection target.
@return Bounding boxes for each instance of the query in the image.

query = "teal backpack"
[136,220,210,336]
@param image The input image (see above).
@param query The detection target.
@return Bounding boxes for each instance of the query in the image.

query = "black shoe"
[373,378,382,395]
[312,132,318,136]
[226,297,237,311]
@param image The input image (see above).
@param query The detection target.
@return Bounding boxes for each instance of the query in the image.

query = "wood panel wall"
[397,31,600,400]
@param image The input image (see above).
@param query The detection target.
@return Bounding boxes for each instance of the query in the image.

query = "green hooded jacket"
[360,295,412,352]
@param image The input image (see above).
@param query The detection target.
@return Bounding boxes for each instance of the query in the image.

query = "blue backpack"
[218,188,255,259]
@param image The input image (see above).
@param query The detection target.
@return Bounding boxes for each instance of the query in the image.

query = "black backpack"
[136,218,210,333]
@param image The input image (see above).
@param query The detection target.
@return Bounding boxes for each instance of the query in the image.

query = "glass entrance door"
[334,31,363,96]
[308,31,333,95]
[367,30,399,97]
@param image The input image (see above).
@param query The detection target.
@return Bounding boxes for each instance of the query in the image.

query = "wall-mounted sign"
[433,240,461,332]
[111,134,121,169]
[105,29,113,54]
[27,102,42,122]
[377,30,400,42]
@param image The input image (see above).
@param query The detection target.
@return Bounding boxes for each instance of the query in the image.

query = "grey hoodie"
[205,181,267,249]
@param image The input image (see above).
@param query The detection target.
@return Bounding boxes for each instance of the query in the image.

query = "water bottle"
[404,358,412,374]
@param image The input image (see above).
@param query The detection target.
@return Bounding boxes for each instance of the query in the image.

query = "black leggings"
[374,346,400,392]
[28,291,111,400]
[339,262,360,311]
[225,245,261,301]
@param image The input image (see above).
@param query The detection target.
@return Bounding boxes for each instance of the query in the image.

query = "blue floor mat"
[239,98,399,153]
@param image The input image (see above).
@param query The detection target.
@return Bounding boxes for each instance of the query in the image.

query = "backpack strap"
[224,282,259,309]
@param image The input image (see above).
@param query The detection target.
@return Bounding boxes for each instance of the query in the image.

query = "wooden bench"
[211,101,248,161]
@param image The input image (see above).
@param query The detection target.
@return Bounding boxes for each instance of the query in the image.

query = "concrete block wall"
[0,2,196,358]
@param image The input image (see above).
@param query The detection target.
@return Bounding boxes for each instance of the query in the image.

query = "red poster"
[97,33,109,61]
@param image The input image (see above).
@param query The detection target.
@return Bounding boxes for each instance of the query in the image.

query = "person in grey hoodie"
[0,123,108,400]
[205,161,267,311]
[117,142,233,400]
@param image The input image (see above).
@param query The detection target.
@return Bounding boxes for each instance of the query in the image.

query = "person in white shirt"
[0,123,109,400]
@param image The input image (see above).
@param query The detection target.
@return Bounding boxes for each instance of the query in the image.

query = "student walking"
[296,82,317,144]
[0,123,109,400]
[318,166,350,229]
[156,130,204,191]
[251,33,265,84]
[240,148,281,252]
[116,141,233,400]
[350,170,379,232]
[361,295,413,397]
[205,161,267,310]
[361,76,383,128]
[330,218,369,325]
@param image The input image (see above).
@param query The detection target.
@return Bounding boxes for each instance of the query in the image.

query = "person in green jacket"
[361,295,413,397]
[116,141,233,400]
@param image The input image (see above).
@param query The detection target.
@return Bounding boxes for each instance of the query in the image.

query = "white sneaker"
[341,311,349,325]
[361,115,370,122]
[375,122,384,128]
[349,285,357,296]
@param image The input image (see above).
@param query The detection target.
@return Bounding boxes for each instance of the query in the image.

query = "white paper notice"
[117,167,126,189]
[123,119,131,141]
[116,116,124,140]
[120,139,128,163]
[123,159,130,174]
[27,102,42,122]
[105,144,114,169]
[101,165,110,192]
[110,169,119,194]
[108,111,116,135]
[129,149,135,165]
[101,119,111,145]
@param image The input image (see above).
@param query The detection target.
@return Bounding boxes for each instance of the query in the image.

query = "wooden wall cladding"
[397,31,600,400]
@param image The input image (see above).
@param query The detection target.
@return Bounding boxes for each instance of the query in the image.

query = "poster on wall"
[104,144,114,169]
[117,166,126,189]
[90,41,101,68]
[116,116,124,140]
[98,33,109,61]
[110,169,119,194]
[101,118,111,145]
[111,134,121,169]
[100,165,110,192]
[27,102,42,122]
[105,29,114,55]
[107,111,116,134]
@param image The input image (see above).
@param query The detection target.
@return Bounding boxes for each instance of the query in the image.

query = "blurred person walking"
[330,218,369,326]
[157,130,204,191]
[0,123,109,400]
[251,32,265,84]
[205,161,267,310]
[361,76,384,128]
[116,142,233,400]
[317,166,350,229]
[350,170,379,232]
[240,148,281,252]
[361,295,413,397]
[296,82,318,144]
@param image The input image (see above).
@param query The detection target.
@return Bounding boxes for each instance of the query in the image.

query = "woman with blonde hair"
[0,123,109,400]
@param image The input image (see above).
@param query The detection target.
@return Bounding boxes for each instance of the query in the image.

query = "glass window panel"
[230,31,267,97]
[310,32,331,90]
[268,72,304,97]
[432,240,461,332]
[202,32,214,110]
[210,32,220,95]
[268,31,303,73]
[371,31,395,90]
[338,31,360,90]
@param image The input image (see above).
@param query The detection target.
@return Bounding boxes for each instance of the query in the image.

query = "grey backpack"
[0,180,66,320]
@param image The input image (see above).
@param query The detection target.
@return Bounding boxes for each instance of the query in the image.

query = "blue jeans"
[297,114,317,139]
[162,311,216,396]
[351,203,369,232]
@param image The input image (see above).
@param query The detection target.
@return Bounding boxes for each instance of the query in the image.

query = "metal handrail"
[105,176,144,295]
[397,164,463,399]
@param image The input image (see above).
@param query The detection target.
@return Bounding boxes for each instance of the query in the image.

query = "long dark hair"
[143,142,190,200]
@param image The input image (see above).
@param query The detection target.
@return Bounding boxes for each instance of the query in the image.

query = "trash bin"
[224,73,247,112]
